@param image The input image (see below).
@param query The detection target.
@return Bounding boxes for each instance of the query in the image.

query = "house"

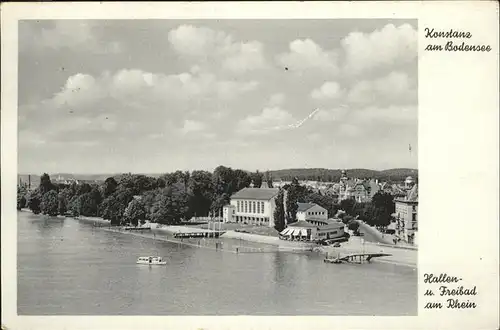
[279,218,345,242]
[368,179,380,199]
[296,202,328,221]
[351,181,370,202]
[394,184,418,245]
[223,187,280,227]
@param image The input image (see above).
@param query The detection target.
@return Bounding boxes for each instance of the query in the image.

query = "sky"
[18,19,418,174]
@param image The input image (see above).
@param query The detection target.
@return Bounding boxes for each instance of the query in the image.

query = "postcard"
[1,2,499,330]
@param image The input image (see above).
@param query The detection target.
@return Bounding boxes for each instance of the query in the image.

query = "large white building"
[223,186,280,227]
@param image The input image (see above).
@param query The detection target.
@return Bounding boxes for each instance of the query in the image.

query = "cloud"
[268,93,286,106]
[52,69,258,111]
[181,120,206,134]
[168,25,267,74]
[236,107,297,135]
[277,39,338,73]
[313,107,348,122]
[20,68,258,146]
[338,124,362,137]
[352,105,417,123]
[341,23,417,75]
[19,20,122,54]
[347,71,416,105]
[311,81,344,100]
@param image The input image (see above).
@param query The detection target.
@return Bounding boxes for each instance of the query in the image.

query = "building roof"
[287,221,318,228]
[395,184,418,203]
[231,187,279,200]
[407,184,418,201]
[297,202,316,212]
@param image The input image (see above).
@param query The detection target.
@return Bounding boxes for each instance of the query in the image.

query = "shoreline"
[19,210,416,267]
[315,236,417,268]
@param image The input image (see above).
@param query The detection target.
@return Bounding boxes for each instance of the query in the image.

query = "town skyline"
[18,19,418,174]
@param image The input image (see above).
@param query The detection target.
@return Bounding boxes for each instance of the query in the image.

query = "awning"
[281,228,293,236]
[300,229,308,236]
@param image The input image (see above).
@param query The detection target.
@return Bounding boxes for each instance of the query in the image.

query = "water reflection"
[18,212,417,315]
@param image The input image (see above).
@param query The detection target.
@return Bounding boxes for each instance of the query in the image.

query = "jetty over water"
[324,253,392,264]
[173,231,225,239]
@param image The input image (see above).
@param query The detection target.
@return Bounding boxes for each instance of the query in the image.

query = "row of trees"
[18,167,396,231]
[17,167,274,227]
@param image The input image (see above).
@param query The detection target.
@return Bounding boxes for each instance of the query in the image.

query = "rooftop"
[231,187,279,200]
[287,221,318,228]
[297,202,316,212]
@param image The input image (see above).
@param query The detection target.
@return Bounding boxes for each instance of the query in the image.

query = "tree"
[26,189,42,214]
[77,183,92,196]
[273,189,286,232]
[211,193,230,213]
[265,171,273,188]
[285,178,300,224]
[342,215,354,225]
[77,192,100,216]
[17,186,27,210]
[40,190,59,216]
[58,190,69,215]
[123,199,146,226]
[103,177,118,198]
[39,173,56,195]
[339,198,356,215]
[101,188,134,225]
[251,170,263,188]
[68,195,81,217]
[187,170,213,217]
[348,220,360,232]
[181,171,190,193]
[150,186,189,225]
[371,191,395,215]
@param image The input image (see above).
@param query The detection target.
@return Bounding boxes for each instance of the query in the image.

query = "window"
[261,202,264,213]
[244,201,248,213]
[237,201,240,212]
[257,202,260,214]
[252,201,256,214]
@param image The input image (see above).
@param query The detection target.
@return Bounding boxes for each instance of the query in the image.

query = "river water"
[17,212,417,315]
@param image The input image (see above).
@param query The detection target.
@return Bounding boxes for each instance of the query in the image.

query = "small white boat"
[136,256,167,265]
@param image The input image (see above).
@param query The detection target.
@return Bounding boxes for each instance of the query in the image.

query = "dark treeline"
[17,167,396,230]
[17,167,274,226]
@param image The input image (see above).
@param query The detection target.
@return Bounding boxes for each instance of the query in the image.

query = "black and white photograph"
[15,18,418,316]
[2,2,499,329]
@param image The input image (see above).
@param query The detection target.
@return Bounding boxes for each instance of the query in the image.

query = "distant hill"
[18,168,418,187]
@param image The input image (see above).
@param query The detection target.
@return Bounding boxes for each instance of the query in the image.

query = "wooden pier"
[324,253,392,264]
[173,231,225,239]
